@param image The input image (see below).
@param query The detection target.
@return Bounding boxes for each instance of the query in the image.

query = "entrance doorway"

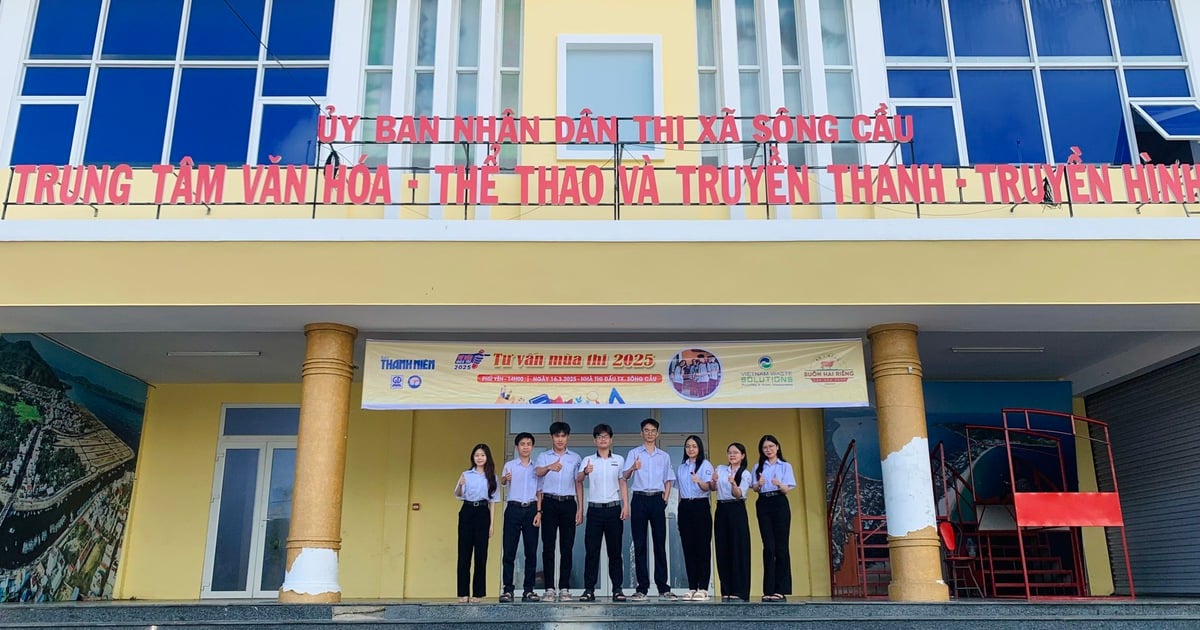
[201,407,299,599]
[506,408,710,596]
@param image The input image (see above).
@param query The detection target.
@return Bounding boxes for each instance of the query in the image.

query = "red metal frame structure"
[827,440,890,598]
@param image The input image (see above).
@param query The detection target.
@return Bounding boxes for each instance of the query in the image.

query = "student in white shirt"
[752,434,796,602]
[622,418,678,600]
[574,423,629,602]
[499,432,541,603]
[713,442,751,602]
[453,443,500,603]
[534,421,583,601]
[675,435,714,600]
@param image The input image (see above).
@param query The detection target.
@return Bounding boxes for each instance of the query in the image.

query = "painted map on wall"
[0,335,146,602]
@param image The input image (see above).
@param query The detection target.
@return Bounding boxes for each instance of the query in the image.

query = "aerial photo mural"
[0,334,146,602]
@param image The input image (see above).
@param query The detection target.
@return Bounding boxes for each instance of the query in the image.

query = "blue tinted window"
[1042,70,1129,165]
[897,106,959,165]
[102,0,183,59]
[11,105,77,165]
[262,68,329,97]
[1111,0,1181,57]
[171,69,256,164]
[84,68,173,165]
[267,0,334,60]
[223,407,299,436]
[29,0,102,58]
[1125,69,1190,98]
[22,67,90,96]
[258,105,319,165]
[1138,105,1200,137]
[958,70,1045,164]
[949,0,1029,58]
[1030,0,1110,57]
[185,0,265,59]
[880,0,947,57]
[887,70,953,98]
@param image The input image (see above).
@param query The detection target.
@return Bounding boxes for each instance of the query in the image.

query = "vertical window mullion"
[1021,0,1056,163]
[161,0,193,165]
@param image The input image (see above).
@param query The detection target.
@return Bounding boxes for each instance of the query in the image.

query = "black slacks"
[630,492,669,594]
[714,500,751,600]
[501,502,538,594]
[677,498,712,591]
[457,502,490,597]
[540,497,577,590]
[756,493,792,595]
[582,504,624,592]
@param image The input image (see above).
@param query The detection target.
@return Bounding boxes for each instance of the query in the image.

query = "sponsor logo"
[379,357,436,370]
[758,356,773,369]
[454,350,491,370]
[407,375,422,389]
[803,353,855,384]
[390,375,405,389]
[739,370,794,387]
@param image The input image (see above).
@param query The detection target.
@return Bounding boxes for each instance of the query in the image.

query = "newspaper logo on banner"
[455,350,490,370]
[804,353,855,385]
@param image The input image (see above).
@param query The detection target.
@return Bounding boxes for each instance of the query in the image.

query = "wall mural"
[0,335,146,602]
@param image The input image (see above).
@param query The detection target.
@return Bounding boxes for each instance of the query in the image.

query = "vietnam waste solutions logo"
[740,354,794,388]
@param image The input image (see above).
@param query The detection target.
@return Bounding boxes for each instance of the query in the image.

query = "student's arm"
[619,475,630,521]
[575,472,584,525]
[777,462,796,494]
[488,501,496,538]
[534,453,551,477]
[534,490,543,527]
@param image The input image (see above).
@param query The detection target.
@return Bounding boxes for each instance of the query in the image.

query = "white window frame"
[556,34,665,161]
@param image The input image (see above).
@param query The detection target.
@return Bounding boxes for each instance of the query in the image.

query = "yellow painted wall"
[708,408,829,597]
[1073,397,1116,596]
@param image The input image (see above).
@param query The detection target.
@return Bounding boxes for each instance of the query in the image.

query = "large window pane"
[102,0,184,60]
[259,448,295,592]
[11,105,77,165]
[368,0,398,66]
[949,0,1030,58]
[740,70,762,161]
[1124,69,1190,99]
[1111,0,1181,58]
[363,72,393,165]
[416,0,439,67]
[508,409,553,435]
[887,70,953,99]
[958,70,1045,164]
[210,449,259,592]
[85,68,174,165]
[562,409,656,436]
[1137,105,1200,138]
[826,71,859,165]
[1030,0,1111,57]
[267,0,334,60]
[29,0,102,59]
[897,106,960,165]
[456,73,478,116]
[564,47,655,152]
[22,67,90,96]
[223,407,300,436]
[502,0,523,67]
[658,409,704,434]
[457,0,482,66]
[185,0,264,60]
[1042,70,1129,165]
[258,105,320,165]
[172,69,256,164]
[734,0,758,66]
[880,0,947,58]
[819,0,850,65]
[262,68,329,97]
[776,0,799,66]
[783,71,805,165]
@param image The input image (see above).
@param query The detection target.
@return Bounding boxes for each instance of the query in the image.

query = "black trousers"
[677,498,712,590]
[501,503,538,594]
[714,500,751,600]
[457,503,490,597]
[756,493,792,595]
[630,492,669,594]
[583,504,624,592]
[540,497,577,590]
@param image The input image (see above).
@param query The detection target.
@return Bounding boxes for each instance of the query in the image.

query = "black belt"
[464,500,488,507]
[589,500,621,508]
[680,497,709,503]
[544,494,575,501]
[507,500,536,508]
[759,490,784,498]
[633,490,663,496]
[718,499,743,504]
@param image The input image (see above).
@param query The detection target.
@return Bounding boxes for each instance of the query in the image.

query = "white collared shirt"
[503,458,538,503]
[580,452,624,504]
[536,448,581,496]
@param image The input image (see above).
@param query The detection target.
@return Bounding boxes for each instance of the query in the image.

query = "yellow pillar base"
[279,589,341,604]
[886,529,950,602]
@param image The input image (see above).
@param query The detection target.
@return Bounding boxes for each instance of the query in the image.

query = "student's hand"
[533,512,541,528]
[773,474,781,487]
[620,505,629,520]
[630,457,642,471]
[575,510,584,525]
[583,459,594,475]
[550,457,564,472]
[711,469,719,484]
[728,474,736,486]
[502,468,513,484]
[662,491,669,501]
[489,524,494,538]
[458,473,466,488]
[691,472,701,484]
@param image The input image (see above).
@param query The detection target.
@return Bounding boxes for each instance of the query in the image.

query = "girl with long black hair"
[675,434,714,600]
[752,434,795,602]
[712,441,751,602]
[454,443,499,603]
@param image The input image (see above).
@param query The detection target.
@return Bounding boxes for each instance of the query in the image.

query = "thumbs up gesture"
[583,459,595,475]
[691,472,701,484]
[502,467,512,484]
[631,456,642,471]
[550,456,564,472]
[457,473,466,489]
[711,468,719,484]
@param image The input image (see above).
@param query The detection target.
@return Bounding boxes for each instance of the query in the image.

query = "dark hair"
[514,432,535,447]
[684,435,706,473]
[728,442,748,486]
[471,443,498,496]
[549,421,571,436]
[755,434,786,480]
[592,423,614,438]
[640,417,659,431]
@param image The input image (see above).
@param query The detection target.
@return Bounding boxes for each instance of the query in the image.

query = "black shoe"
[499,592,514,603]
[611,591,628,602]
[522,591,541,602]
[579,591,596,602]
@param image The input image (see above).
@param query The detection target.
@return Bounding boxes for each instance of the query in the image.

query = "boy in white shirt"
[575,423,629,602]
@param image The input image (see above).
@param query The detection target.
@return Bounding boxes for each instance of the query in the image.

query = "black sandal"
[611,591,628,602]
[499,592,514,603]
[579,591,596,602]
[761,594,785,602]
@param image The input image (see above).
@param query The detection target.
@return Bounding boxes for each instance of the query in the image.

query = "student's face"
[761,440,779,460]
[552,432,569,450]
[641,424,659,443]
[516,438,533,458]
[473,448,488,467]
[593,432,612,449]
[727,447,743,466]
[684,439,699,459]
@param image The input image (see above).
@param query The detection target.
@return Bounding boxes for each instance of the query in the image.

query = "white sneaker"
[681,590,696,600]
[693,590,710,601]
[544,589,557,602]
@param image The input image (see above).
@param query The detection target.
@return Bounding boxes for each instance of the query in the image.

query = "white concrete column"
[326,0,369,166]
[800,0,835,218]
[385,0,417,219]
[716,0,745,220]
[473,0,499,220]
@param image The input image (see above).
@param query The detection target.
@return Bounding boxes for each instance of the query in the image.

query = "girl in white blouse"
[454,443,500,603]
[712,442,751,602]
[752,434,796,602]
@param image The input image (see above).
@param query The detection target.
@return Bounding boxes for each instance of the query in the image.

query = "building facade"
[1,0,1200,603]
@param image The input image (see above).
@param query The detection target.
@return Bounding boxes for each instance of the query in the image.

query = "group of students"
[452,418,795,604]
